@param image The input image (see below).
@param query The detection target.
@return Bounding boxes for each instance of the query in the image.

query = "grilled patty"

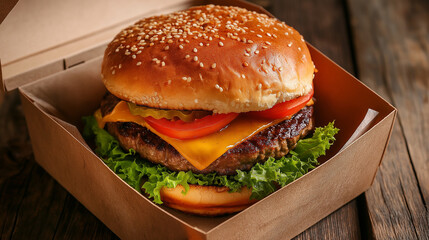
[101,93,314,175]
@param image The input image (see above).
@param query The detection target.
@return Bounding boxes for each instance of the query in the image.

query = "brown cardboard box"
[1,0,396,239]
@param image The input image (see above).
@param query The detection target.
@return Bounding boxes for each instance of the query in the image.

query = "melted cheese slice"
[97,101,283,170]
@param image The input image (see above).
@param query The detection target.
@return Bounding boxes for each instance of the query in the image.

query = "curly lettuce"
[83,116,338,204]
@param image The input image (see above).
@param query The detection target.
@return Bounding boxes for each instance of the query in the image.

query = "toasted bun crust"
[160,184,257,216]
[102,5,314,113]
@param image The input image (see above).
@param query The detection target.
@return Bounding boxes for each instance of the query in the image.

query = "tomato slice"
[248,88,314,119]
[144,113,239,140]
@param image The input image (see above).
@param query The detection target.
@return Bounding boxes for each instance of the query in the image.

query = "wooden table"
[1,0,428,239]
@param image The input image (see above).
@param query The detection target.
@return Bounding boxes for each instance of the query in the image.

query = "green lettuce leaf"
[82,116,338,204]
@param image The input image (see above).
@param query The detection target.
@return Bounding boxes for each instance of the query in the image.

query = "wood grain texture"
[347,0,429,238]
[268,0,360,239]
[53,195,119,240]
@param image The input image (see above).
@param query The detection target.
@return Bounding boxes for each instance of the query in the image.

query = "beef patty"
[101,93,314,175]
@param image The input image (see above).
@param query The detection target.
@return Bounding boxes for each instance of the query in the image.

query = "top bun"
[102,5,314,113]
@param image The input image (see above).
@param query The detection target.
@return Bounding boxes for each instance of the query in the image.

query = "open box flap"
[0,0,195,92]
[0,0,272,92]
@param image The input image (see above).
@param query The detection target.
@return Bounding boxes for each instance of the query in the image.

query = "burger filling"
[83,91,338,204]
[100,93,314,175]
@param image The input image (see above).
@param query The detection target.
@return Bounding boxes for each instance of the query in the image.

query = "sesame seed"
[164,46,169,50]
[193,56,198,61]
[179,45,184,49]
[199,62,204,68]
[256,34,262,38]
[168,80,171,85]
[118,64,122,69]
[244,53,250,57]
[262,46,268,49]
[243,62,249,67]
[254,50,260,54]
[112,70,115,75]
[248,40,254,43]
[278,67,283,72]
[219,41,224,46]
[136,61,141,66]
[125,50,131,55]
[266,33,271,37]
[258,83,262,89]
[152,58,158,62]
[149,43,154,46]
[241,74,246,78]
[161,61,165,67]
[199,42,203,46]
[219,87,223,92]
[194,99,198,103]
[288,42,293,47]
[193,48,198,53]
[215,84,220,89]
[285,32,289,36]
[211,63,217,69]
[265,41,271,45]
[156,60,160,64]
[132,54,136,59]
[168,39,173,44]
[220,36,225,40]
[298,47,301,51]
[185,55,190,59]
[182,77,188,81]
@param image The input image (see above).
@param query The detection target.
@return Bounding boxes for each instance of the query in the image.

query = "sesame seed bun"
[160,184,257,216]
[101,5,314,113]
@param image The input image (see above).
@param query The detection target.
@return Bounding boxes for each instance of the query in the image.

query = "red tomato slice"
[144,113,239,140]
[248,89,314,119]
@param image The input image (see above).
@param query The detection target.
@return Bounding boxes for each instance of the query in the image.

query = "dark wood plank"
[347,0,429,238]
[267,0,361,239]
[53,195,118,240]
[9,164,67,239]
[0,90,34,239]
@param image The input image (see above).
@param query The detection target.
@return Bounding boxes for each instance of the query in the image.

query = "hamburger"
[84,5,338,216]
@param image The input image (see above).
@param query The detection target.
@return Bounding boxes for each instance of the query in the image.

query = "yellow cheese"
[97,101,282,170]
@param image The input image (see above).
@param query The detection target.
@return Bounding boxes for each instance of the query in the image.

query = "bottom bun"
[160,184,257,216]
